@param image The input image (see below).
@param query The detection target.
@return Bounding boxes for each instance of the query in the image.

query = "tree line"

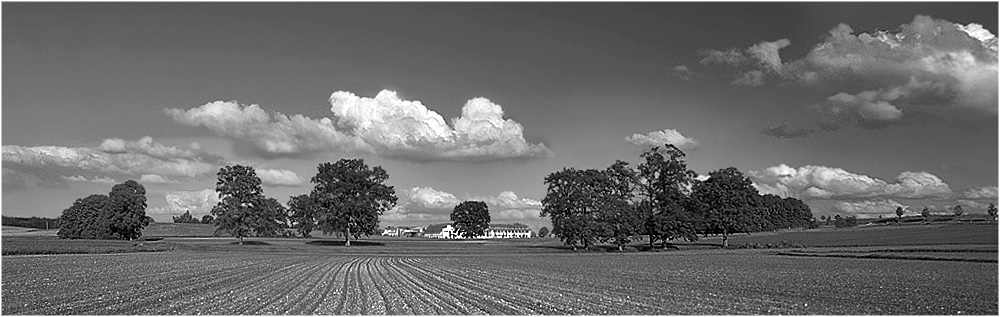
[210,159,397,246]
[541,145,814,250]
[58,180,150,240]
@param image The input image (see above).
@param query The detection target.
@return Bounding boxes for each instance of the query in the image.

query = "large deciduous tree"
[58,194,110,239]
[988,203,998,220]
[310,159,397,246]
[211,165,287,244]
[636,145,700,248]
[690,167,758,248]
[600,161,642,251]
[953,204,964,217]
[451,201,490,239]
[107,180,149,240]
[542,168,611,251]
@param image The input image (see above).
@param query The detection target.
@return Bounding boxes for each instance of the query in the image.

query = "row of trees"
[210,159,397,246]
[542,145,814,250]
[58,180,149,240]
[172,210,213,224]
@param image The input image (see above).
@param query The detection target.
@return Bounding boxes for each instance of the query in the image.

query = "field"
[2,224,997,315]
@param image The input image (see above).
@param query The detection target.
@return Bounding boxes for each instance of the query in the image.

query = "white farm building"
[423,223,532,239]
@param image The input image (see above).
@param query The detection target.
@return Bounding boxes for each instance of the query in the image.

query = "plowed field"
[3,246,997,315]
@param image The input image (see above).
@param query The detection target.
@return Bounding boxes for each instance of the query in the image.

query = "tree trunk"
[722,227,729,248]
[345,226,351,247]
[648,235,654,250]
[239,236,244,245]
[618,245,623,252]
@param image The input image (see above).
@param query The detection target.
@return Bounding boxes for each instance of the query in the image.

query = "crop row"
[3,251,997,314]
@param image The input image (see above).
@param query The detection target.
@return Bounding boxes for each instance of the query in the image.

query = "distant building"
[423,223,458,239]
[422,223,531,239]
[482,223,532,239]
[381,226,424,237]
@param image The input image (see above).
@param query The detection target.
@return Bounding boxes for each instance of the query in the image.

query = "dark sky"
[3,3,997,228]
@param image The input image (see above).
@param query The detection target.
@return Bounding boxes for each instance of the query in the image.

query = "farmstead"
[423,223,532,239]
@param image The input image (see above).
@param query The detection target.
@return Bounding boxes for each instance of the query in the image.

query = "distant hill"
[2,216,60,229]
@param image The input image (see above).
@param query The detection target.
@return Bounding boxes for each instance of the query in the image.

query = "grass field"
[2,224,997,314]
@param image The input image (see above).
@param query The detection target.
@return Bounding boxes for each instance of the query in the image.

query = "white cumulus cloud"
[406,187,462,210]
[833,199,907,218]
[702,15,998,130]
[167,90,552,162]
[159,188,220,215]
[625,129,699,151]
[963,186,998,199]
[749,164,953,200]
[256,168,304,187]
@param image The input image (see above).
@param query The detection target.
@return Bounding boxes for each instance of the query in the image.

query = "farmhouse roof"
[489,223,529,229]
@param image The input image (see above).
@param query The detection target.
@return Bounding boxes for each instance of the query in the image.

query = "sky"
[3,3,998,231]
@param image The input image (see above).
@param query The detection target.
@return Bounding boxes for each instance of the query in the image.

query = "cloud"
[625,129,700,151]
[671,65,694,80]
[963,186,998,199]
[956,199,997,212]
[166,101,365,158]
[138,174,179,184]
[833,199,907,218]
[760,122,816,138]
[256,168,304,187]
[62,175,118,185]
[749,164,953,200]
[387,187,544,223]
[98,136,199,159]
[2,137,216,179]
[151,188,220,216]
[167,90,552,162]
[701,15,998,130]
[701,39,791,86]
[406,187,462,210]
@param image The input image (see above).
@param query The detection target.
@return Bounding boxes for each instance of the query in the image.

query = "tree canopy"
[690,167,758,248]
[57,180,150,240]
[308,159,397,246]
[451,201,490,239]
[211,165,287,244]
[636,145,701,246]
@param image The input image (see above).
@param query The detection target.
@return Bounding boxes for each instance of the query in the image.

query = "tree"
[988,203,998,220]
[451,201,490,239]
[541,168,611,251]
[201,215,215,224]
[538,227,550,238]
[921,206,931,221]
[173,210,199,223]
[310,159,397,246]
[895,206,904,222]
[600,161,642,251]
[953,204,964,217]
[636,145,700,248]
[288,194,318,238]
[106,180,149,240]
[211,165,286,244]
[690,167,758,248]
[58,194,110,239]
